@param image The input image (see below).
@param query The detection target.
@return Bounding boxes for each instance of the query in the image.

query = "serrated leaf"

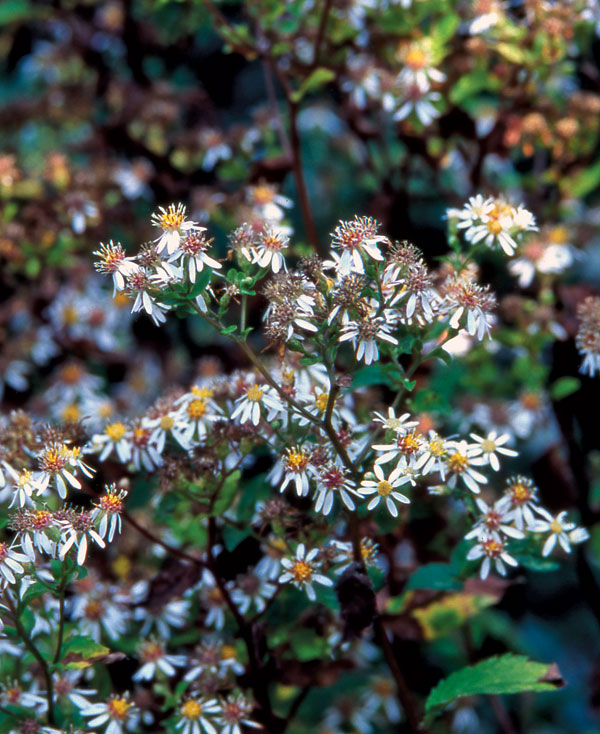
[424,654,564,723]
[406,564,462,592]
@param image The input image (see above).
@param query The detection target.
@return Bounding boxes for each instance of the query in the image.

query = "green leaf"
[550,377,580,401]
[564,159,600,198]
[211,470,241,516]
[220,325,237,335]
[513,553,560,572]
[60,635,111,669]
[291,67,335,103]
[424,654,564,723]
[406,564,462,592]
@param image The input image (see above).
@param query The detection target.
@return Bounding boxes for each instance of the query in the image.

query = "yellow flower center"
[247,385,264,402]
[106,422,127,441]
[550,519,563,534]
[160,415,175,430]
[221,644,236,660]
[510,483,531,504]
[447,452,469,473]
[285,449,309,472]
[192,386,214,399]
[487,219,503,235]
[405,47,428,69]
[62,404,80,422]
[377,480,393,496]
[181,700,203,720]
[314,393,329,412]
[252,184,275,205]
[548,226,569,244]
[99,494,123,513]
[157,205,185,231]
[292,560,313,582]
[428,437,446,456]
[482,539,503,557]
[187,399,207,419]
[480,438,497,453]
[107,697,131,719]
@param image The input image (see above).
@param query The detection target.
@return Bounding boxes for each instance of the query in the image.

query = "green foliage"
[425,654,564,723]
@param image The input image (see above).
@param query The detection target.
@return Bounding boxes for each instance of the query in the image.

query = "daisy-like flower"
[57,509,106,566]
[330,216,387,276]
[176,695,222,734]
[373,407,419,434]
[37,442,85,499]
[6,467,45,508]
[497,475,540,530]
[92,421,132,463]
[93,241,140,293]
[127,270,171,326]
[151,202,199,255]
[331,537,379,573]
[230,570,276,614]
[453,194,494,230]
[219,693,261,734]
[0,541,30,587]
[442,273,497,340]
[576,296,600,377]
[358,463,411,517]
[248,182,292,222]
[464,498,525,541]
[531,509,580,556]
[231,383,282,426]
[53,670,97,709]
[279,446,314,496]
[469,431,518,471]
[170,230,221,283]
[79,693,140,734]
[314,463,358,515]
[253,226,289,273]
[397,39,446,92]
[466,534,519,579]
[393,82,441,126]
[92,485,127,542]
[417,430,451,477]
[444,440,488,494]
[129,420,163,471]
[372,428,424,466]
[339,315,398,365]
[132,639,187,682]
[279,544,333,601]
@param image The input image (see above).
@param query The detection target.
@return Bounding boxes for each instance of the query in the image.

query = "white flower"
[464,498,524,541]
[274,447,314,497]
[218,693,261,734]
[0,542,30,587]
[79,694,140,734]
[314,464,358,515]
[372,408,418,434]
[469,431,518,471]
[92,485,127,542]
[92,421,132,463]
[132,640,187,681]
[339,316,398,365]
[151,202,199,255]
[57,510,106,566]
[176,696,222,734]
[279,544,333,601]
[253,226,289,273]
[444,440,488,494]
[358,463,411,517]
[466,534,518,579]
[531,509,577,556]
[93,241,140,294]
[231,384,282,426]
[496,475,540,530]
[330,216,387,276]
[393,85,441,126]
[230,571,276,614]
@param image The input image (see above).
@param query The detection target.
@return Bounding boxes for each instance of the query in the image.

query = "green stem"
[4,592,55,725]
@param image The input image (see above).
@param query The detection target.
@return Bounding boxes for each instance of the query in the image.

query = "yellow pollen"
[160,415,175,430]
[157,205,185,230]
[187,399,207,419]
[221,644,236,660]
[62,404,80,422]
[105,422,127,441]
[482,539,503,557]
[191,386,214,398]
[480,439,497,453]
[550,519,563,534]
[548,226,569,244]
[397,432,421,454]
[377,480,393,496]
[405,47,428,69]
[429,438,446,456]
[510,483,531,503]
[181,700,203,720]
[61,364,83,383]
[448,453,469,473]
[99,494,123,513]
[132,427,150,445]
[112,292,130,308]
[62,305,79,326]
[247,385,264,402]
[314,393,329,412]
[286,450,308,471]
[252,184,275,205]
[107,697,131,719]
[292,560,313,582]
[487,220,503,235]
